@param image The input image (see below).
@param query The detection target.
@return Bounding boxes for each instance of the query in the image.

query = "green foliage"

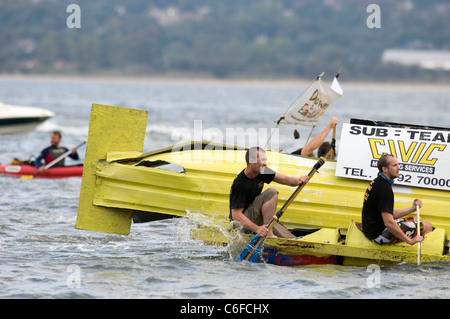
[1,0,449,81]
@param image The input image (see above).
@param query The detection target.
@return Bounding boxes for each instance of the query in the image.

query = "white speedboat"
[0,101,54,135]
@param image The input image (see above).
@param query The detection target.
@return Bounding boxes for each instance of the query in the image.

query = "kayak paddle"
[416,204,421,266]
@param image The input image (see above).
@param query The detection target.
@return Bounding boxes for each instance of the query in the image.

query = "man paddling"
[361,154,433,245]
[35,131,79,173]
[229,147,309,238]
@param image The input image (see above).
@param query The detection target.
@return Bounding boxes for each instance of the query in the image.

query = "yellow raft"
[76,104,450,266]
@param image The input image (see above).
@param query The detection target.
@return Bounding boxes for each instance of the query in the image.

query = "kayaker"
[361,154,433,245]
[229,146,309,238]
[291,116,338,158]
[35,130,79,173]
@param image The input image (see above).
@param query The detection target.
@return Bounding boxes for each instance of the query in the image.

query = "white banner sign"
[336,123,450,191]
[281,78,342,126]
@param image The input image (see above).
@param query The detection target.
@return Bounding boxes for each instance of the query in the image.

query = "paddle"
[22,140,87,179]
[416,204,421,266]
[237,143,335,262]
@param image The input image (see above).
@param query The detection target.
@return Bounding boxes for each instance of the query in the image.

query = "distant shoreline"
[1,73,449,91]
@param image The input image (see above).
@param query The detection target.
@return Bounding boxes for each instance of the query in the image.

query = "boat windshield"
[136,160,186,173]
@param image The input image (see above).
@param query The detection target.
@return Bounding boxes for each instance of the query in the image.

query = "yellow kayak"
[91,143,450,235]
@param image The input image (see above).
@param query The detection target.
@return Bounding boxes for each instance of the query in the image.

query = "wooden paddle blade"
[237,235,263,262]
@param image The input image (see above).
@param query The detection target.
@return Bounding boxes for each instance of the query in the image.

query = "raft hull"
[90,142,450,236]
[84,141,450,265]
[0,164,83,179]
[189,218,450,266]
[262,250,337,266]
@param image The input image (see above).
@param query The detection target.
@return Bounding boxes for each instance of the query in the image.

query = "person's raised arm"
[301,117,338,156]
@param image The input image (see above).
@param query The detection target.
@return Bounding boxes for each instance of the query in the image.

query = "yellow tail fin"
[75,104,148,235]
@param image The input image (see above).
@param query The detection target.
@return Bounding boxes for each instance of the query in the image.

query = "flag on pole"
[279,73,343,127]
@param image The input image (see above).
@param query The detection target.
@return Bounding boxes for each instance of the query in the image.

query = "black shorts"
[373,216,423,245]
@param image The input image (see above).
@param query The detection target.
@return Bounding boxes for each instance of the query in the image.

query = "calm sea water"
[0,76,449,300]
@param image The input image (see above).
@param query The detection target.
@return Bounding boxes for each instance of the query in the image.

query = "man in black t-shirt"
[361,154,433,245]
[229,147,309,238]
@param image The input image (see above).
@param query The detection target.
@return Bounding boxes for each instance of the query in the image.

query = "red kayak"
[0,164,83,179]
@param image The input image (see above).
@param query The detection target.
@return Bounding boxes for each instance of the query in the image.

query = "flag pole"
[304,125,316,147]
[265,70,342,150]
[264,74,321,149]
[264,117,282,149]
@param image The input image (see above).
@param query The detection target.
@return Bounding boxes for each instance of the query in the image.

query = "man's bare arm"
[231,208,268,237]
[273,172,309,187]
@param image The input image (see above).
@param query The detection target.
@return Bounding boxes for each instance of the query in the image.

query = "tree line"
[1,0,449,81]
